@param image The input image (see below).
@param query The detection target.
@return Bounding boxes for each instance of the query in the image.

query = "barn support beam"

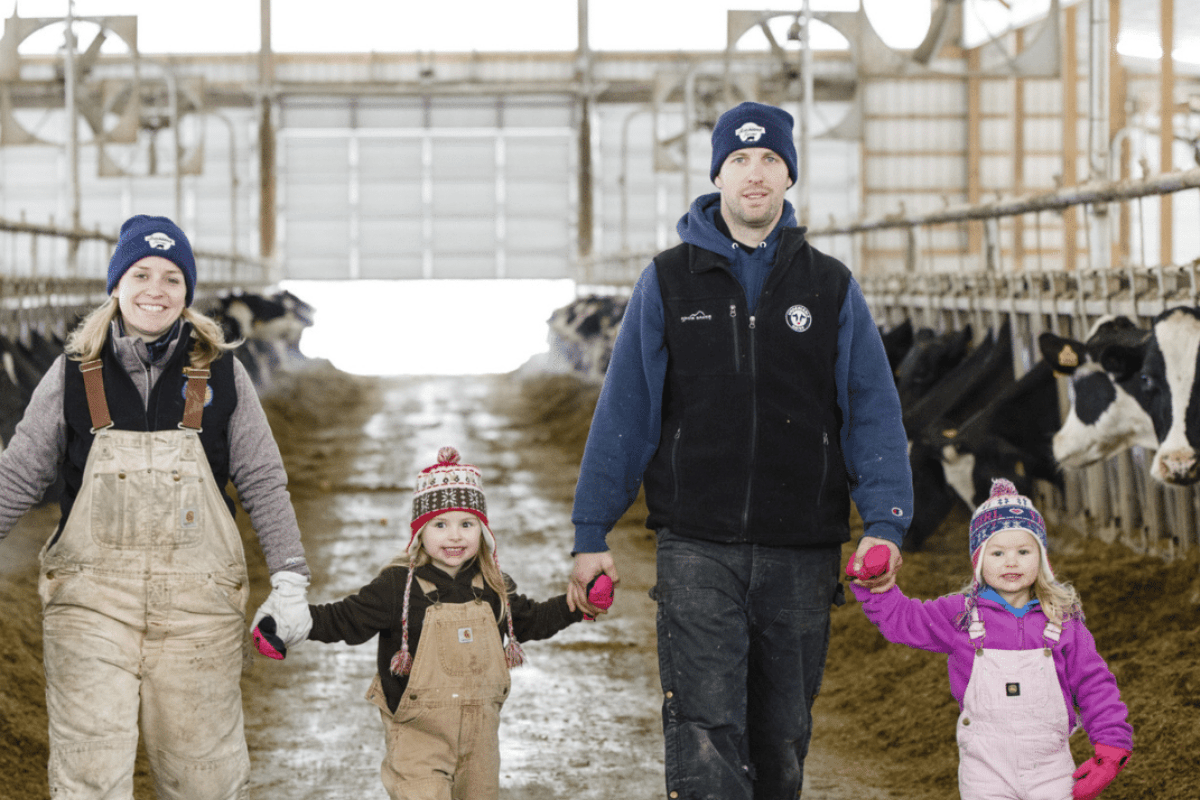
[1062,4,1080,272]
[1159,0,1175,267]
[809,167,1200,236]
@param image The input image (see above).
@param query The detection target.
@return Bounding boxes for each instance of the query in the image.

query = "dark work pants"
[653,528,841,800]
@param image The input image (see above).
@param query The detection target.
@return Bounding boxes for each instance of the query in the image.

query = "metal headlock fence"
[0,217,271,341]
[807,166,1200,559]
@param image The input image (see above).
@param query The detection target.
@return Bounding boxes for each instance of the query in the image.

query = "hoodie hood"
[675,192,799,257]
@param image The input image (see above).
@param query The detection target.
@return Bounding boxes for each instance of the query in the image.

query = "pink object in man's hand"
[583,574,614,621]
[845,544,891,581]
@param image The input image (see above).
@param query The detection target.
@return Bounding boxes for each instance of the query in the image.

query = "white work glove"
[251,572,313,649]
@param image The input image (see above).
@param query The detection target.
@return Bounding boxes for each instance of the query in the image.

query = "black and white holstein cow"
[1098,306,1200,485]
[894,324,973,407]
[1038,316,1155,470]
[209,290,317,389]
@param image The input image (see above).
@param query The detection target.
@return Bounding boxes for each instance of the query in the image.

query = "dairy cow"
[894,324,973,407]
[1038,316,1155,469]
[1100,306,1200,484]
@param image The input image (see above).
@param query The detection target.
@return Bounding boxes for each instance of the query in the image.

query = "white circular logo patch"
[785,305,812,332]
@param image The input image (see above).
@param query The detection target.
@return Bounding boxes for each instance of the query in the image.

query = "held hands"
[1072,743,1131,800]
[251,571,313,651]
[846,538,902,593]
[582,574,615,621]
[568,551,618,619]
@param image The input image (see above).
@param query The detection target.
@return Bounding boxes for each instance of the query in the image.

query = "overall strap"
[180,367,210,430]
[79,360,113,432]
[968,605,986,651]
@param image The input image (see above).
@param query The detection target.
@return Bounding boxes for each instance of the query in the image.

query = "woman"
[0,214,312,799]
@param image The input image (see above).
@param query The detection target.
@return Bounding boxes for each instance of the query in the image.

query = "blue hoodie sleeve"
[571,263,667,553]
[836,278,912,546]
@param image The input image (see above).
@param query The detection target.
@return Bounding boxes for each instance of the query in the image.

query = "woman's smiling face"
[114,256,187,341]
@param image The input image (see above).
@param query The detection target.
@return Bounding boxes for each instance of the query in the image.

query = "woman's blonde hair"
[66,297,237,368]
[390,525,511,622]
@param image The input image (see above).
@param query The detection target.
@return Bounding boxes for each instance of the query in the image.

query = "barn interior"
[1,1,1199,799]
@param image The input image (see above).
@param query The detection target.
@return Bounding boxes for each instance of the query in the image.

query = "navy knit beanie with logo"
[709,101,798,184]
[107,215,197,307]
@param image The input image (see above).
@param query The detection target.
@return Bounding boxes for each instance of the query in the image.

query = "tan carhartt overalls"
[38,362,251,799]
[366,574,512,800]
[957,607,1074,800]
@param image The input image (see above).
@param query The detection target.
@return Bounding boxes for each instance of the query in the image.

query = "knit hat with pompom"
[390,446,524,676]
[961,478,1054,624]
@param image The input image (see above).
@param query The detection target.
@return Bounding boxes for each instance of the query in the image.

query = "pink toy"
[845,544,891,581]
[583,574,614,621]
[253,615,287,660]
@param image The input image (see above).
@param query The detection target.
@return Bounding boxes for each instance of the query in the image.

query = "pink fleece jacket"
[849,582,1133,751]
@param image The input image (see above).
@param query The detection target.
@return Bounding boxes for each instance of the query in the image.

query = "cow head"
[1038,317,1155,470]
[1101,307,1200,484]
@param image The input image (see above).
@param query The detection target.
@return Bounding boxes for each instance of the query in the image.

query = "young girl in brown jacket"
[305,446,585,800]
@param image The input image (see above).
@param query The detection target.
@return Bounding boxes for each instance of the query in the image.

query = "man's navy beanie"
[709,101,798,184]
[107,214,197,307]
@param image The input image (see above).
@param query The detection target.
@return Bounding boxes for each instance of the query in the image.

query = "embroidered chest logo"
[145,232,176,251]
[785,305,812,333]
[458,627,474,644]
[681,310,712,323]
[735,122,766,143]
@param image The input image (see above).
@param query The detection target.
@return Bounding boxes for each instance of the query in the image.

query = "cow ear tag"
[1056,344,1079,370]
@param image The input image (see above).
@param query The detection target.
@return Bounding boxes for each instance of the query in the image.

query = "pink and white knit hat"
[960,478,1054,624]
[390,446,525,676]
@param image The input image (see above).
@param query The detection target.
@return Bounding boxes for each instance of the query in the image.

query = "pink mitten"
[1072,743,1131,800]
[252,615,287,660]
[583,574,614,621]
[845,544,891,581]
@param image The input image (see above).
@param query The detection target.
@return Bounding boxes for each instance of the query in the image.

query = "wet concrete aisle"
[240,372,666,799]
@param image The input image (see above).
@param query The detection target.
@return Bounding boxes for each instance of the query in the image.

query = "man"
[566,101,912,799]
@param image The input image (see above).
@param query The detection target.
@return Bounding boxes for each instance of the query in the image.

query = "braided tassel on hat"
[389,567,417,676]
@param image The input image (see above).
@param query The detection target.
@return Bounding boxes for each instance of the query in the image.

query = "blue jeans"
[653,529,841,800]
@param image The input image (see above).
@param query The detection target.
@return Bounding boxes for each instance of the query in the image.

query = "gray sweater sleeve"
[227,357,310,577]
[0,356,67,539]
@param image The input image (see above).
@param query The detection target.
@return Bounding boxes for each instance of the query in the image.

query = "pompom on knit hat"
[390,446,525,676]
[107,215,198,307]
[709,101,798,184]
[961,478,1054,623]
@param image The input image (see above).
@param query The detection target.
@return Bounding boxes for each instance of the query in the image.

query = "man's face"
[713,147,793,236]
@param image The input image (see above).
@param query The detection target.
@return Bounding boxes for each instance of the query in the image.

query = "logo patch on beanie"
[735,122,766,143]
[785,305,812,332]
[145,232,176,251]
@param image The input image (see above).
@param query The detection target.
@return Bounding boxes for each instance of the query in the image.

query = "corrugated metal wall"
[277,96,575,281]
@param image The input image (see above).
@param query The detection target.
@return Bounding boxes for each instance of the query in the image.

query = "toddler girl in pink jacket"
[848,478,1132,800]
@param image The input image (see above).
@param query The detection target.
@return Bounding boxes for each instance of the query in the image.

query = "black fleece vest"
[642,227,853,547]
[60,324,239,530]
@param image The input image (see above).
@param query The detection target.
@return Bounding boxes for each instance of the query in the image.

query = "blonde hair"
[391,525,511,622]
[66,297,237,369]
[955,565,1084,627]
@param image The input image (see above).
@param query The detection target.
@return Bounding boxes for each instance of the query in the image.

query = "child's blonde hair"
[955,558,1084,629]
[389,524,511,622]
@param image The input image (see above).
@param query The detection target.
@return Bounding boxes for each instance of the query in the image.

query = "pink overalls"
[38,363,251,799]
[366,574,511,800]
[956,607,1074,800]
